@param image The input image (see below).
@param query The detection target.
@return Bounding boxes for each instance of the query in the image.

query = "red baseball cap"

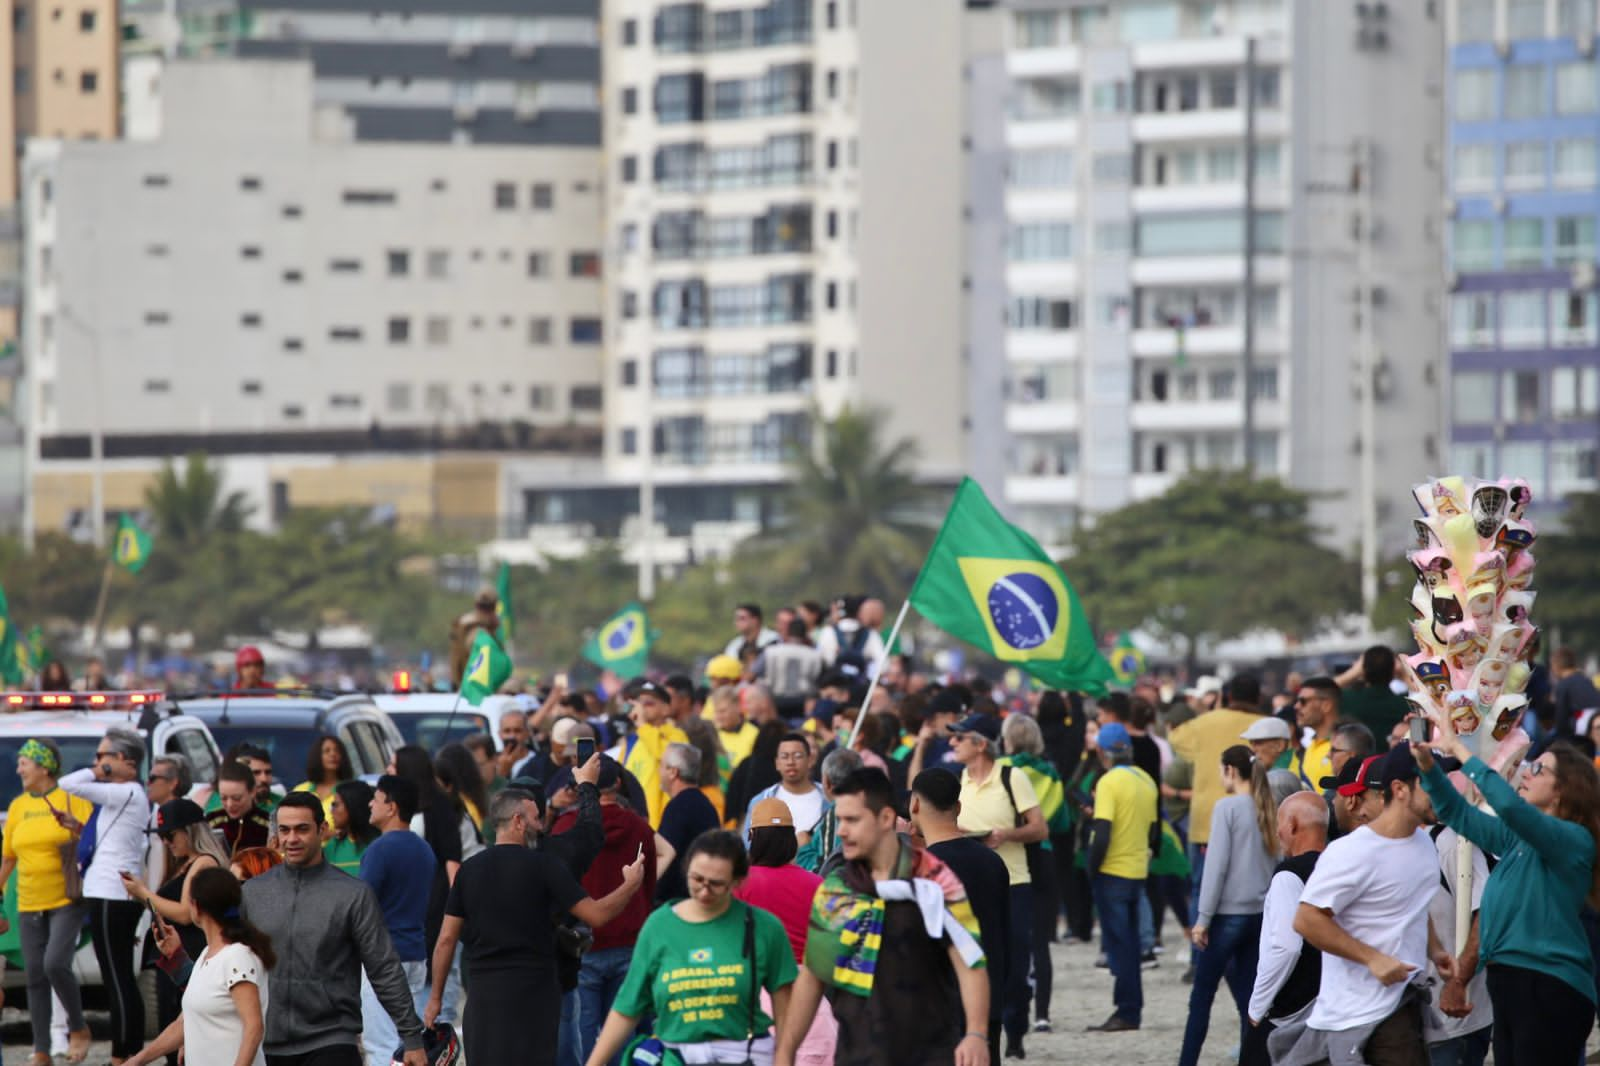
[1334,755,1383,797]
[235,645,264,667]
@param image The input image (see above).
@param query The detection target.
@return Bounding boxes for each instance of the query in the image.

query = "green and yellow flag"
[113,515,152,574]
[1108,632,1147,686]
[494,561,514,642]
[581,603,652,676]
[909,478,1114,694]
[16,625,46,679]
[0,587,21,686]
[459,629,511,706]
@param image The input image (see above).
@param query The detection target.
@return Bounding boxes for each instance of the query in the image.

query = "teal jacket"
[1420,756,1597,1003]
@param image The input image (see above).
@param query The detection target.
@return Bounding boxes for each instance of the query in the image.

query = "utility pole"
[1357,137,1379,618]
[636,365,655,603]
[1241,36,1258,474]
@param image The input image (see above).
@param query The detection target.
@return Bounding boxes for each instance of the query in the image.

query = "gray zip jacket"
[242,857,424,1056]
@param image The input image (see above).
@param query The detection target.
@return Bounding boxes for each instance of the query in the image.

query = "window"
[494,182,516,209]
[144,311,170,326]
[622,17,638,45]
[282,204,302,218]
[531,183,554,209]
[1552,365,1600,418]
[1452,220,1494,270]
[143,379,170,394]
[1013,10,1063,48]
[528,386,552,411]
[426,250,450,278]
[1454,144,1494,192]
[1502,369,1542,421]
[1555,139,1597,186]
[1555,216,1596,264]
[282,270,303,284]
[78,8,94,30]
[1008,222,1073,261]
[1451,292,1497,347]
[1501,289,1546,345]
[1560,0,1597,38]
[527,252,548,278]
[1505,141,1545,188]
[387,249,410,277]
[1453,371,1497,423]
[79,70,97,93]
[329,258,361,274]
[1508,0,1547,36]
[143,174,170,188]
[1009,296,1075,331]
[283,338,303,352]
[1457,0,1495,40]
[426,316,450,345]
[1136,211,1285,257]
[529,317,553,345]
[1505,66,1544,118]
[1454,69,1494,121]
[388,317,410,344]
[1553,290,1599,344]
[341,189,395,205]
[1094,222,1131,252]
[1558,62,1597,114]
[239,176,261,192]
[570,252,600,278]
[1091,80,1127,113]
[241,381,261,395]
[1551,441,1598,495]
[1012,77,1079,121]
[621,155,638,184]
[329,326,363,342]
[387,383,412,413]
[1249,367,1279,401]
[1504,217,1545,268]
[655,72,706,123]
[1092,153,1131,183]
[1209,369,1236,400]
[1009,148,1073,188]
[240,313,262,328]
[570,386,602,411]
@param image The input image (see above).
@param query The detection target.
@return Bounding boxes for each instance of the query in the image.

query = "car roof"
[172,694,382,726]
[370,694,487,714]
[0,711,204,736]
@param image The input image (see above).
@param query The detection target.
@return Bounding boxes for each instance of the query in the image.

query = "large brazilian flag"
[581,603,652,676]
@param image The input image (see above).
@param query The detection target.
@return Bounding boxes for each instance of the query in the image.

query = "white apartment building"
[21,60,606,538]
[592,0,972,542]
[986,0,1448,564]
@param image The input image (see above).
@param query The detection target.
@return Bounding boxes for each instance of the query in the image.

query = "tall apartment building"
[1446,0,1599,509]
[986,0,1448,581]
[591,0,972,546]
[21,60,606,539]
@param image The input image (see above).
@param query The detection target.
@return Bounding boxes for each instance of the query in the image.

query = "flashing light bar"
[0,692,163,711]
[391,670,412,693]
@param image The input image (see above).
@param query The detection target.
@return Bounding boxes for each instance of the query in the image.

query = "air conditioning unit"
[511,40,538,59]
[454,101,479,121]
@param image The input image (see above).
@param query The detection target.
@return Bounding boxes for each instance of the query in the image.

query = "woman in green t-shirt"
[322,780,377,875]
[586,830,798,1066]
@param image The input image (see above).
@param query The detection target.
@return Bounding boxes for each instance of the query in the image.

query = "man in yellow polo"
[1086,722,1159,1033]
[620,679,687,829]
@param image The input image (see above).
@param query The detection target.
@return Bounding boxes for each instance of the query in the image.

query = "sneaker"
[1032,1019,1053,1034]
[1181,963,1195,984]
[1004,1039,1026,1060]
[1086,1013,1140,1033]
[1141,951,1160,969]
[1152,943,1166,955]
[1094,954,1109,968]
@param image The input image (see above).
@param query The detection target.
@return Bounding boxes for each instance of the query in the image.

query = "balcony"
[1129,398,1285,433]
[1132,108,1288,144]
[1004,474,1080,506]
[1006,46,1082,78]
[1007,331,1079,363]
[1131,255,1287,287]
[1131,325,1284,358]
[1005,403,1079,434]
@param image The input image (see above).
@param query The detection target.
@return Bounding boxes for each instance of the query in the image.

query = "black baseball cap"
[627,679,668,701]
[1371,741,1461,788]
[947,713,1001,742]
[150,799,206,834]
[928,687,972,718]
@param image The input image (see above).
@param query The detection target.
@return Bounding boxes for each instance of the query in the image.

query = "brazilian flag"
[16,624,46,679]
[113,515,153,574]
[0,586,19,686]
[909,478,1114,694]
[1109,632,1147,686]
[459,629,511,706]
[581,603,652,676]
[494,561,514,641]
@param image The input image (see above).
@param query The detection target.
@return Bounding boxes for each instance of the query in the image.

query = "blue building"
[1448,0,1599,510]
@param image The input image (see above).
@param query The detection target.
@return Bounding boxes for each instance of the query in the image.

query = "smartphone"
[574,736,597,764]
[1408,716,1430,745]
[554,673,570,690]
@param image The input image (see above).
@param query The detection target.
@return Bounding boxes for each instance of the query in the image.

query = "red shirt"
[553,802,656,951]
[733,863,822,962]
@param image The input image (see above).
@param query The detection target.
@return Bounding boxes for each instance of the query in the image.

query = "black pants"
[1026,846,1057,1021]
[265,1047,363,1066]
[1052,830,1093,941]
[1146,872,1190,940]
[1238,1018,1274,1066]
[1487,962,1596,1066]
[88,897,145,1059]
[1001,883,1035,1047]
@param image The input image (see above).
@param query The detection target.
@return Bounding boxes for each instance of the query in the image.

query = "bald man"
[1243,792,1328,1066]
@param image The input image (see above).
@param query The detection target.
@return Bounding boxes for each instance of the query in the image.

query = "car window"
[167,727,218,789]
[341,720,388,776]
[0,737,101,808]
[391,713,489,751]
[207,726,312,790]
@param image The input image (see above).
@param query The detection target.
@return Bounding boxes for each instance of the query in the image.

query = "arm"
[59,769,136,807]
[1248,872,1305,1023]
[769,983,792,1045]
[1293,903,1414,986]
[1465,756,1591,863]
[653,833,676,882]
[569,849,645,930]
[424,915,462,1028]
[774,967,825,1066]
[949,941,991,1066]
[1438,912,1481,1019]
[989,805,1046,847]
[585,1010,643,1066]
[552,782,606,879]
[124,1014,185,1066]
[1087,819,1111,875]
[1194,801,1235,933]
[1417,760,1519,860]
[907,726,936,784]
[353,884,425,1050]
[228,978,265,1066]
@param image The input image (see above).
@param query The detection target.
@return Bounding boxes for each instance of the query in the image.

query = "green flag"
[0,587,20,686]
[113,515,153,574]
[494,562,514,642]
[581,602,652,676]
[16,624,46,679]
[908,478,1114,694]
[459,629,512,706]
[1108,631,1147,686]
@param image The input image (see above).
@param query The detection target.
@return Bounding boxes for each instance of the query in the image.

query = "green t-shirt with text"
[613,900,798,1045]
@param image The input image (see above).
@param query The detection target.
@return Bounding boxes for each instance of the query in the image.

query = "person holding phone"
[1,738,94,1066]
[62,726,154,1065]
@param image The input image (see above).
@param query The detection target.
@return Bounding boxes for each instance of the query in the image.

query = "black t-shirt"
[655,788,720,903]
[1130,735,1161,787]
[928,836,1010,1022]
[445,844,586,974]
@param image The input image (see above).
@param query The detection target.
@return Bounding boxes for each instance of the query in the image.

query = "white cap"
[1187,675,1223,698]
[1240,716,1292,742]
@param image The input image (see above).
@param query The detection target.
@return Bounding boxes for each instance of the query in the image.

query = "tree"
[144,452,252,551]
[1537,491,1600,651]
[1068,472,1359,670]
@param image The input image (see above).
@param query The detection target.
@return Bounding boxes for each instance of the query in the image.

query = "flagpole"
[850,600,911,752]
[89,555,115,657]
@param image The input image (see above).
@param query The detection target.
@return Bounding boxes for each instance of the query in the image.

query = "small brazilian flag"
[909,478,1114,694]
[1109,632,1147,686]
[113,515,152,574]
[460,629,511,706]
[494,561,514,642]
[0,586,20,686]
[581,603,652,676]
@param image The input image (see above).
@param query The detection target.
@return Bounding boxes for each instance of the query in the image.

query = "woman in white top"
[60,725,154,1065]
[125,867,273,1066]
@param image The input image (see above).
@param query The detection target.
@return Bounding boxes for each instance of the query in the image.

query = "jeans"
[437,942,463,1025]
[1139,892,1156,954]
[555,986,582,1066]
[578,946,634,1066]
[360,960,428,1066]
[1427,1027,1491,1066]
[18,903,86,1054]
[1091,873,1144,1026]
[1186,842,1207,963]
[1002,883,1035,1045]
[1178,911,1262,1066]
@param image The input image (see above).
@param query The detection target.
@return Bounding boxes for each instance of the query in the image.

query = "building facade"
[989,0,1448,562]
[21,60,605,538]
[1447,0,1599,510]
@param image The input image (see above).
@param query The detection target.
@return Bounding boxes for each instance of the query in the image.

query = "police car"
[163,689,404,786]
[374,672,528,752]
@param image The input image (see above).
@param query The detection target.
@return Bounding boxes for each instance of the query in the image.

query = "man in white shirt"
[1244,792,1327,1066]
[741,732,825,842]
[723,602,780,660]
[1281,742,1446,1066]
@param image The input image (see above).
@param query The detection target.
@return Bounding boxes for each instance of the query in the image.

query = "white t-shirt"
[776,785,826,835]
[58,771,152,901]
[1300,825,1437,1031]
[1424,827,1493,1041]
[182,941,268,1066]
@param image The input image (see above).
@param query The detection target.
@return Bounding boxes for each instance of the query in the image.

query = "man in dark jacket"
[242,792,425,1066]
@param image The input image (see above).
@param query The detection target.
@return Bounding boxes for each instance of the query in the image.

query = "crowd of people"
[3,594,1600,1066]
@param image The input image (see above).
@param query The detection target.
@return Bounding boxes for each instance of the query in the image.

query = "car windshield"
[391,713,489,751]
[0,737,105,808]
[206,726,316,790]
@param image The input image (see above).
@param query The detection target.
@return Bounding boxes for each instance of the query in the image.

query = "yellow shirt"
[957,764,1040,886]
[718,721,760,770]
[290,782,339,823]
[1301,736,1333,790]
[3,788,94,912]
[1169,710,1272,844]
[1093,765,1159,880]
[624,720,689,829]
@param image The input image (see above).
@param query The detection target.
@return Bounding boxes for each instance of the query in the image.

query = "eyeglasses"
[776,752,808,762]
[95,750,122,760]
[688,872,731,894]
[1330,747,1355,757]
[149,773,175,782]
[1525,760,1552,778]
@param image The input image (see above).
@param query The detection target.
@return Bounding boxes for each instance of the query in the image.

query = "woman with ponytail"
[126,867,274,1066]
[1178,744,1280,1066]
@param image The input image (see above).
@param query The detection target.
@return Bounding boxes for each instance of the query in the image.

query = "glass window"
[1208,146,1240,181]
[1094,222,1131,252]
[1504,66,1545,119]
[1119,2,1179,41]
[1209,369,1236,400]
[1092,80,1128,113]
[1136,211,1284,257]
[1557,62,1598,114]
[1013,77,1079,120]
[1008,221,1073,261]
[1550,441,1598,496]
[1554,216,1596,264]
[1560,0,1597,39]
[1452,443,1493,478]
[1209,71,1237,109]
[1457,0,1496,40]
[1507,0,1547,36]
[1009,148,1073,188]
[1451,292,1497,346]
[1505,141,1545,189]
[1454,69,1494,120]
[1552,365,1600,417]
[1501,289,1546,345]
[1499,441,1546,496]
[1252,143,1282,182]
[1454,144,1495,192]
[1009,296,1075,331]
[1502,369,1542,421]
[1552,289,1600,344]
[1505,217,1545,268]
[1554,138,1598,186]
[1013,11,1063,48]
[1453,371,1497,423]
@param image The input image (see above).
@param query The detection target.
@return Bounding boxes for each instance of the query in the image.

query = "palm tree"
[143,452,253,550]
[759,407,935,599]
